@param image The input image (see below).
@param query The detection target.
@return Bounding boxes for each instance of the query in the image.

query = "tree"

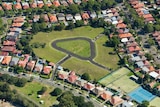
[32,23,40,34]
[22,22,29,30]
[110,36,120,47]
[66,22,75,30]
[15,78,27,87]
[38,86,47,95]
[73,96,85,107]
[68,4,79,15]
[54,23,65,31]
[81,101,94,107]
[75,20,84,27]
[81,73,90,81]
[51,88,62,96]
[0,74,10,82]
[148,38,155,46]
[144,24,154,33]
[138,100,149,107]
[145,53,154,61]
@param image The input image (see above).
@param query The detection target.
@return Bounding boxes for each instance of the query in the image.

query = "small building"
[67,71,78,83]
[90,11,97,19]
[92,86,104,95]
[14,2,22,10]
[149,71,159,79]
[26,60,36,71]
[52,0,60,7]
[48,14,58,23]
[75,78,87,87]
[42,66,52,75]
[2,3,12,10]
[3,40,16,46]
[33,15,40,22]
[1,46,16,53]
[83,82,95,91]
[81,12,90,20]
[110,96,124,107]
[74,13,82,21]
[66,14,74,21]
[34,59,43,72]
[9,57,19,67]
[37,1,44,8]
[30,2,37,8]
[2,56,12,65]
[100,91,113,101]
[22,2,30,10]
[57,13,65,21]
[58,70,69,80]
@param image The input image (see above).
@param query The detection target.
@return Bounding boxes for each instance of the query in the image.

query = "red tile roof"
[2,3,12,10]
[2,56,12,65]
[14,3,22,10]
[13,17,25,23]
[118,33,132,38]
[26,61,36,71]
[1,46,16,52]
[81,13,90,20]
[83,82,95,91]
[48,14,58,23]
[100,91,112,101]
[43,66,52,75]
[3,40,16,46]
[128,46,141,53]
[67,71,77,83]
[110,96,124,106]
[116,23,127,29]
[30,3,37,8]
[53,0,60,7]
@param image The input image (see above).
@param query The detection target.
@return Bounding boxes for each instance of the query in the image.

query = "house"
[67,71,78,83]
[74,0,81,4]
[2,56,12,65]
[110,96,124,107]
[118,33,132,39]
[100,91,113,101]
[9,27,22,33]
[42,14,49,22]
[3,40,16,46]
[0,52,9,56]
[46,1,52,7]
[81,12,90,20]
[75,78,87,87]
[60,0,68,6]
[136,61,144,68]
[26,60,36,71]
[83,82,95,91]
[30,2,37,8]
[149,71,159,79]
[67,0,74,4]
[9,57,19,66]
[66,14,74,21]
[53,0,60,7]
[18,54,30,68]
[116,23,127,29]
[122,101,134,107]
[2,3,12,10]
[0,56,4,63]
[128,46,141,53]
[90,11,97,19]
[22,2,30,9]
[1,46,16,53]
[14,2,22,10]
[48,14,58,23]
[33,15,40,22]
[74,14,82,21]
[57,13,65,21]
[37,1,44,8]
[12,23,24,28]
[58,70,69,80]
[92,86,104,95]
[34,59,43,72]
[42,66,52,75]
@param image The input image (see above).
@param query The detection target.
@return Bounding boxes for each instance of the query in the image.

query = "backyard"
[62,57,109,80]
[11,82,58,107]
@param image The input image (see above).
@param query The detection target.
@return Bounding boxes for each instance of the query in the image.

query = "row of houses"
[129,0,155,23]
[0,0,90,11]
[58,70,134,107]
[0,54,54,75]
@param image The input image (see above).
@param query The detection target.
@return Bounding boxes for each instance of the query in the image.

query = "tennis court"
[98,67,130,85]
[129,86,155,103]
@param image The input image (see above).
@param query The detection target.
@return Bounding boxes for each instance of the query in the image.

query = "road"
[0,69,103,107]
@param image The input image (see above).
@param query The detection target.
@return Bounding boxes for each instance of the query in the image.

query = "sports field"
[150,97,160,107]
[98,67,130,85]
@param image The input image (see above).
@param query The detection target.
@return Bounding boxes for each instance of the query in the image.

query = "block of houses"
[100,91,113,101]
[1,46,16,53]
[110,96,124,107]
[52,0,60,7]
[48,14,58,23]
[83,82,95,91]
[74,13,82,21]
[22,2,30,9]
[67,71,78,83]
[2,3,12,10]
[2,56,12,65]
[0,56,4,63]
[34,59,43,72]
[9,57,19,67]
[42,66,52,75]
[66,14,74,21]
[26,60,36,71]
[58,70,69,80]
[57,13,65,21]
[92,86,104,95]
[14,2,22,10]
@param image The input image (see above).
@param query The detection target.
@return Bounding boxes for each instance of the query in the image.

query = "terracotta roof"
[42,14,49,22]
[67,0,73,4]
[14,3,22,9]
[116,23,127,29]
[0,52,9,56]
[2,3,12,10]
[58,71,69,80]
[110,96,124,106]
[18,60,27,68]
[100,91,112,101]
[30,3,37,8]
[37,3,44,8]
[148,66,155,72]
[149,81,156,88]
[46,3,52,7]
[118,33,132,38]
[53,0,60,7]
[1,46,16,52]
[43,66,52,75]
[2,56,12,65]
[67,71,77,83]
[143,14,153,19]
[81,13,90,20]
[22,3,30,9]
[48,14,58,22]
[13,17,25,23]
[145,17,155,22]
[12,23,24,27]
[133,3,144,9]
[3,40,16,46]
[83,82,95,91]
[128,46,141,53]
[26,61,36,71]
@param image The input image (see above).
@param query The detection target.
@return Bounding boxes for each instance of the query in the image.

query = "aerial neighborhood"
[0,0,160,107]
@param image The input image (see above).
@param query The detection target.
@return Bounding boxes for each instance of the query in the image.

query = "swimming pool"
[128,86,155,103]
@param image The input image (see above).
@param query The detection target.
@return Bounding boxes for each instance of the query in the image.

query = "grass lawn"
[150,97,160,107]
[107,75,139,93]
[11,82,58,107]
[61,57,109,80]
[56,39,91,58]
[30,26,104,63]
[98,67,130,85]
[94,36,119,70]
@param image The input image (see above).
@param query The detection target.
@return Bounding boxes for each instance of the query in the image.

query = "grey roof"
[136,61,144,68]
[131,56,141,62]
[10,57,19,66]
[142,66,149,73]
